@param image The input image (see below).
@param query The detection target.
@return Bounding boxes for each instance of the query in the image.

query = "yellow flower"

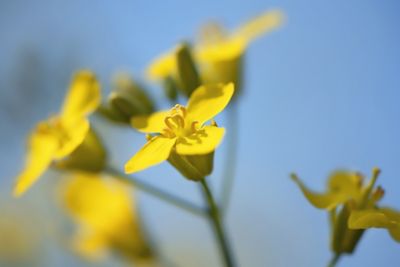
[195,9,284,88]
[13,71,101,197]
[61,172,153,262]
[146,10,284,94]
[125,83,234,175]
[292,168,400,255]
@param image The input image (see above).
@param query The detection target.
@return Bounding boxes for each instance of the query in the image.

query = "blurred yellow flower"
[146,9,284,94]
[62,172,153,263]
[14,71,100,197]
[125,83,234,174]
[195,9,284,89]
[292,168,400,255]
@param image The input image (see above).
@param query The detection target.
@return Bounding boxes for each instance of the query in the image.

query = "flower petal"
[61,70,101,124]
[186,83,234,125]
[125,136,176,173]
[54,118,90,159]
[195,38,245,63]
[131,110,170,133]
[349,208,400,242]
[14,128,58,197]
[232,9,284,44]
[146,52,176,81]
[291,174,349,210]
[175,126,225,155]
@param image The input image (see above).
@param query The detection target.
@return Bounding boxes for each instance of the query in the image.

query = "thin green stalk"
[106,166,205,217]
[327,253,341,267]
[220,103,239,216]
[200,179,236,267]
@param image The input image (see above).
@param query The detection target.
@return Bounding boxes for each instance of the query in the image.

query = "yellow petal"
[175,126,225,155]
[125,136,176,173]
[232,9,284,44]
[186,83,234,125]
[131,110,170,133]
[291,174,350,210]
[195,38,246,63]
[54,118,90,159]
[61,70,101,124]
[13,128,58,197]
[146,52,176,81]
[349,208,400,242]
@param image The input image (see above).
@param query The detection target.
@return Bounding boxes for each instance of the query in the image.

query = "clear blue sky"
[1,1,399,266]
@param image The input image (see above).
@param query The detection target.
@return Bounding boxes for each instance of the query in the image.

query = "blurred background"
[1,0,399,266]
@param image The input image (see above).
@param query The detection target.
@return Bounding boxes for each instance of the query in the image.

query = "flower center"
[162,104,198,138]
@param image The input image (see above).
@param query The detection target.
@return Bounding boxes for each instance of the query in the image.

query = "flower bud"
[176,42,201,97]
[106,74,155,123]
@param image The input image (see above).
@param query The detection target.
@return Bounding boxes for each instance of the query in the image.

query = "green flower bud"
[104,74,155,123]
[176,42,201,97]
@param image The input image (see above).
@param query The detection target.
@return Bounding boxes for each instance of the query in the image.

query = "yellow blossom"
[195,9,284,88]
[125,83,234,175]
[13,70,101,197]
[146,10,284,94]
[292,168,400,255]
[61,172,153,262]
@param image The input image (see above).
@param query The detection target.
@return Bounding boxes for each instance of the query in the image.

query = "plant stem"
[327,253,341,267]
[220,103,239,216]
[106,166,205,217]
[200,179,236,267]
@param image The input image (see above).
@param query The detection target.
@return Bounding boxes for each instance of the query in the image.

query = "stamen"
[164,116,176,130]
[191,121,199,133]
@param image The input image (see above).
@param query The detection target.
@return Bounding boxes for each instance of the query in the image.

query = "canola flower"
[13,71,100,196]
[125,83,234,178]
[147,9,284,95]
[61,172,154,263]
[291,168,400,265]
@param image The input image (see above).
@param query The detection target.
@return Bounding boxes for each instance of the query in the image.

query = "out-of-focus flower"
[13,71,101,197]
[292,168,399,256]
[195,9,284,94]
[125,83,234,180]
[146,9,284,97]
[61,172,154,263]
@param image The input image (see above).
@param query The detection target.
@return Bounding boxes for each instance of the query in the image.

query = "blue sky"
[1,1,400,266]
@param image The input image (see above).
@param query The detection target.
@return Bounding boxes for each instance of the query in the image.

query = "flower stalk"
[200,179,236,267]
[106,166,205,217]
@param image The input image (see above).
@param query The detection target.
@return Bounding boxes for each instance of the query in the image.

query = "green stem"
[327,253,341,267]
[106,166,205,217]
[220,104,239,216]
[200,179,236,267]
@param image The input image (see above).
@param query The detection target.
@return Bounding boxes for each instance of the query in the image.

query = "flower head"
[195,9,284,88]
[125,83,234,175]
[61,172,153,262]
[146,10,284,95]
[13,70,100,197]
[292,168,400,255]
